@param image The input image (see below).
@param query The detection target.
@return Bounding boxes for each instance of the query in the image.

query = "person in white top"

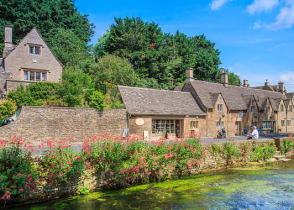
[247,126,259,140]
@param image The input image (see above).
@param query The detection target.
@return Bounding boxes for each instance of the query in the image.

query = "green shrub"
[250,143,277,162]
[281,139,294,154]
[0,100,17,119]
[222,142,240,166]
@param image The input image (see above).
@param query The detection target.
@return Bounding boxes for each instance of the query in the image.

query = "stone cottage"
[0,25,63,97]
[119,68,293,139]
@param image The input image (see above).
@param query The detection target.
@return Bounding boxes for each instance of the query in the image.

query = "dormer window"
[280,104,284,112]
[29,44,41,55]
[251,106,255,113]
[218,104,223,112]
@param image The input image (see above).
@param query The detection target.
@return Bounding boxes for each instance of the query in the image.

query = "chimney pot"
[220,68,229,87]
[243,80,249,88]
[4,25,13,44]
[186,67,194,83]
[265,79,269,86]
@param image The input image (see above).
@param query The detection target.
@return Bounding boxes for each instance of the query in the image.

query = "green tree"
[228,72,240,86]
[88,55,139,93]
[94,17,222,89]
[46,28,89,66]
[86,90,105,111]
[0,100,17,119]
[0,0,94,56]
[58,67,95,107]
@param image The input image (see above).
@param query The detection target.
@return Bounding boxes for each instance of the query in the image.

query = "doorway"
[175,120,182,138]
[235,121,241,136]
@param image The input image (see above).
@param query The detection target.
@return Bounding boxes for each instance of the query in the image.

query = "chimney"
[265,79,269,87]
[278,81,286,94]
[186,67,194,83]
[238,79,242,86]
[243,80,249,88]
[220,68,228,87]
[3,25,14,57]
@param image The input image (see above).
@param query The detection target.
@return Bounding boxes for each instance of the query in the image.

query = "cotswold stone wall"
[0,106,127,142]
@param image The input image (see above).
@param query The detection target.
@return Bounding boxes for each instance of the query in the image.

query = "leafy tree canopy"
[94,17,222,89]
[0,0,94,56]
[46,28,90,66]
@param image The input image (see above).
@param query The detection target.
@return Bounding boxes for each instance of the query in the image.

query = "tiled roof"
[118,85,206,116]
[188,80,285,111]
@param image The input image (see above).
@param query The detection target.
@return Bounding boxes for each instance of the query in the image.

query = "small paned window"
[216,121,224,128]
[35,46,40,55]
[289,105,293,112]
[287,120,291,126]
[280,105,284,112]
[30,72,35,81]
[42,72,47,81]
[152,120,175,134]
[262,121,272,130]
[218,104,223,112]
[190,121,198,129]
[24,71,28,80]
[266,107,270,115]
[281,120,285,127]
[36,72,41,81]
[29,45,41,55]
[251,106,255,113]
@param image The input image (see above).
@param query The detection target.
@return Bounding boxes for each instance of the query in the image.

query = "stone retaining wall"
[0,106,127,143]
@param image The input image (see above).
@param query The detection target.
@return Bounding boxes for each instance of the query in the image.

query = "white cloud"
[266,3,294,30]
[247,0,279,15]
[210,0,231,10]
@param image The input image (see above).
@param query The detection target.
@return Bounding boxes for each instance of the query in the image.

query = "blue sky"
[76,0,294,91]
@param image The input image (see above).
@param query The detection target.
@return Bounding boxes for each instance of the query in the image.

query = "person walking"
[247,126,259,140]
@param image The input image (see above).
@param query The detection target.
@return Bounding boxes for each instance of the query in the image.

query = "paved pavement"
[201,134,289,144]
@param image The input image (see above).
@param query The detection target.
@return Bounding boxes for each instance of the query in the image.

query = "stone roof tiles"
[118,85,206,116]
[189,80,285,111]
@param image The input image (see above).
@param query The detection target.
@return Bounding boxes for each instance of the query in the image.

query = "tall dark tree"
[0,0,94,56]
[94,17,222,89]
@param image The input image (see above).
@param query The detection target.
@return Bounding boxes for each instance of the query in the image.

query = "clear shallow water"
[14,161,294,210]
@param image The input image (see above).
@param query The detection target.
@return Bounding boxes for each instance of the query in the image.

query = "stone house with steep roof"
[119,68,294,139]
[0,25,63,97]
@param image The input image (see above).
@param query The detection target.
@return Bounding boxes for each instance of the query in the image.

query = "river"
[13,160,294,210]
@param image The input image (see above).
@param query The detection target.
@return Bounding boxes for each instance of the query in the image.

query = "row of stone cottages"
[0,25,294,139]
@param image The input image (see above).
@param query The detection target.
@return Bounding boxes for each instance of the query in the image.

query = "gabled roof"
[253,85,278,92]
[2,27,64,68]
[187,80,285,111]
[118,85,206,116]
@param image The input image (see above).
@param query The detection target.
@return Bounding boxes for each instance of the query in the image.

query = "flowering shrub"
[84,136,204,189]
[0,140,36,202]
[281,139,294,154]
[39,147,86,187]
[250,143,277,162]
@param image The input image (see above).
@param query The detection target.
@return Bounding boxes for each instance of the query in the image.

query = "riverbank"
[12,159,294,210]
[1,136,293,208]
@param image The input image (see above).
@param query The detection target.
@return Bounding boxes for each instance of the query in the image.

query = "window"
[218,104,223,112]
[280,105,284,112]
[30,72,35,81]
[29,46,34,54]
[42,72,47,81]
[29,45,41,55]
[289,105,293,112]
[24,70,47,81]
[24,71,28,80]
[287,120,291,126]
[36,72,41,81]
[216,121,224,129]
[251,106,255,113]
[35,46,40,55]
[262,121,272,130]
[281,120,285,127]
[266,107,270,115]
[152,120,175,134]
[190,121,198,129]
